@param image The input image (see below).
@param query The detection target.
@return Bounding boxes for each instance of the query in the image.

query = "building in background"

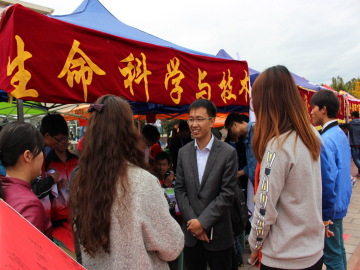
[0,0,53,14]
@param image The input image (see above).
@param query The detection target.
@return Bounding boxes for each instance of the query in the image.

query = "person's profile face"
[188,107,214,140]
[311,105,324,126]
[31,151,44,179]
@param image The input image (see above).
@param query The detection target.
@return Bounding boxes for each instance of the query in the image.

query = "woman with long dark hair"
[70,95,184,269]
[0,122,52,238]
[248,66,324,269]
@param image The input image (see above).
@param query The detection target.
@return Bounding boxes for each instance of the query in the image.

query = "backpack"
[231,180,248,236]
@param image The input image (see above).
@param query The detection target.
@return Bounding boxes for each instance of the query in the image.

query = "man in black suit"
[175,99,237,270]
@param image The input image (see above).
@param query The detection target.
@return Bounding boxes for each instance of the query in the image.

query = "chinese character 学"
[165,58,184,104]
[119,53,152,102]
[58,39,106,102]
[219,69,236,104]
[7,35,39,98]
[239,70,249,102]
[197,68,211,100]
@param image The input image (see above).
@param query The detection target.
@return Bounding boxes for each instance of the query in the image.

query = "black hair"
[0,122,44,168]
[340,123,350,131]
[351,111,359,118]
[178,121,190,132]
[141,125,159,145]
[310,90,340,119]
[188,99,217,118]
[225,112,246,129]
[211,128,222,140]
[40,113,68,137]
[155,151,170,164]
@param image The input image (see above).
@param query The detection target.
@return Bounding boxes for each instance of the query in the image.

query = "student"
[45,136,78,227]
[170,121,193,173]
[249,65,324,269]
[311,89,352,270]
[31,113,69,199]
[142,124,160,163]
[175,99,237,270]
[0,122,52,238]
[349,111,360,179]
[154,151,174,188]
[70,95,184,269]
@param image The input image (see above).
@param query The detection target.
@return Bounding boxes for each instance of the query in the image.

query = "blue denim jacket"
[242,121,257,185]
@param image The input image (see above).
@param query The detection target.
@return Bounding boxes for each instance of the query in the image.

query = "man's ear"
[210,117,215,128]
[320,106,327,115]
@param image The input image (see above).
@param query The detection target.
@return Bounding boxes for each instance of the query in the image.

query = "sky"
[28,0,360,85]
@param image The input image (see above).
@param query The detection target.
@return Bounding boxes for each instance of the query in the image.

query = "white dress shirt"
[194,135,214,185]
[322,119,337,131]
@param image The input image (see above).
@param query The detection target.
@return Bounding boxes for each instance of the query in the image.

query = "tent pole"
[17,99,24,122]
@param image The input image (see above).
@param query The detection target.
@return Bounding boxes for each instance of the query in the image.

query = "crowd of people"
[0,65,357,270]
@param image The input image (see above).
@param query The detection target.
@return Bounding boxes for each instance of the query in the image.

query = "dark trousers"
[260,256,324,270]
[184,240,233,270]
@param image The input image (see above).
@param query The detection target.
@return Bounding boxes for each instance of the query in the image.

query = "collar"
[194,134,214,151]
[243,121,253,143]
[321,120,338,135]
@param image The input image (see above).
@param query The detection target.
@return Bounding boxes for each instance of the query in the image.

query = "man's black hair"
[188,99,217,118]
[178,121,190,132]
[351,111,359,118]
[310,90,340,119]
[40,113,68,137]
[155,151,171,164]
[142,124,159,145]
[225,112,246,129]
[340,123,350,131]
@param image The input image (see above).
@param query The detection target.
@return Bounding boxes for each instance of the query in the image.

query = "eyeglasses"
[52,136,68,143]
[187,117,213,124]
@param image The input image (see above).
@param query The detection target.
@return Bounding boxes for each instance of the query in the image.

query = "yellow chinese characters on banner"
[197,69,211,100]
[119,53,152,102]
[165,58,184,105]
[7,35,39,99]
[58,39,106,102]
[219,69,236,104]
[239,70,249,102]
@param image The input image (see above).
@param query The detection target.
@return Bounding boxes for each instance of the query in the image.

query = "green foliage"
[329,76,360,98]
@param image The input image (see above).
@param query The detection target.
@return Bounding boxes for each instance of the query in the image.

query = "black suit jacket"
[174,137,237,251]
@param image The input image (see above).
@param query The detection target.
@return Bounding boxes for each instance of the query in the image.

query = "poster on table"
[0,200,84,270]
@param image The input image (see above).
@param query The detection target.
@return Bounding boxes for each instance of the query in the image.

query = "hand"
[48,168,60,184]
[164,172,174,187]
[196,231,209,243]
[325,220,334,238]
[187,219,204,237]
[250,252,259,266]
[237,170,245,178]
[57,178,67,190]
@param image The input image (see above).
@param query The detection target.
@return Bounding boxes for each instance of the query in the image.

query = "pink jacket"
[0,175,52,239]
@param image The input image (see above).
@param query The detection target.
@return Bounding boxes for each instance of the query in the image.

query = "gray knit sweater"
[82,165,184,270]
[249,128,324,269]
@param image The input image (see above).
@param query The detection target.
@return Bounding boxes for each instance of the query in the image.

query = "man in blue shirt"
[311,90,352,270]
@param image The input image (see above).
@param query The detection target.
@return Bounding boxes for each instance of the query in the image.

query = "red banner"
[348,98,360,116]
[0,5,249,107]
[298,87,345,123]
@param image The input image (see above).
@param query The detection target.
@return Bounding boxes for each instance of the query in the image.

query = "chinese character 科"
[239,70,249,102]
[165,58,185,105]
[119,53,152,102]
[58,39,106,102]
[197,68,211,100]
[219,69,236,104]
[7,35,39,98]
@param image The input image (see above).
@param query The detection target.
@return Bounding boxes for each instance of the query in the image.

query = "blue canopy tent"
[48,0,249,116]
[216,49,322,91]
